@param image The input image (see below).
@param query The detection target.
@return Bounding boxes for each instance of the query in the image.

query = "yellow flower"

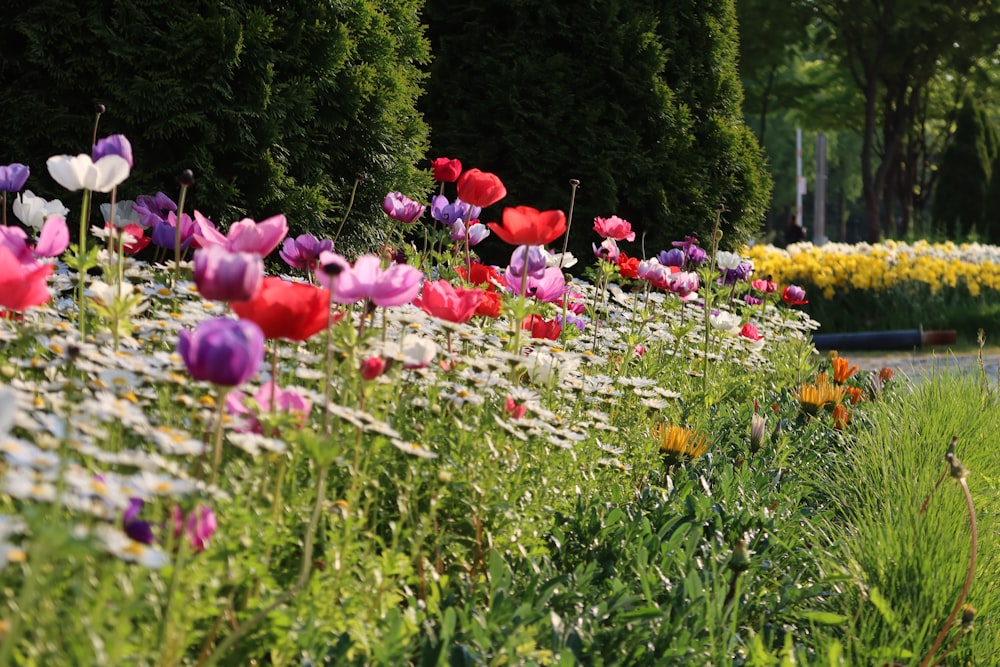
[653,423,710,462]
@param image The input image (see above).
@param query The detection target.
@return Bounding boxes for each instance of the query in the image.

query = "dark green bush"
[0,0,432,252]
[932,95,994,239]
[421,0,771,264]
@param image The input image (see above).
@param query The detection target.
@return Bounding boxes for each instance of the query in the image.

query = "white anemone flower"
[12,190,70,230]
[46,154,130,193]
[709,310,742,335]
[715,250,745,271]
[100,200,142,228]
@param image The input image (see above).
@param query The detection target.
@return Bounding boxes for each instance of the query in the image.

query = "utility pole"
[814,132,827,245]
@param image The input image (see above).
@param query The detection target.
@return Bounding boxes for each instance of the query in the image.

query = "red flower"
[455,261,501,290]
[616,253,640,279]
[0,246,53,312]
[413,279,484,324]
[739,322,763,341]
[476,290,502,318]
[456,168,507,208]
[431,157,462,183]
[231,277,331,341]
[522,314,561,340]
[360,357,387,380]
[487,206,567,246]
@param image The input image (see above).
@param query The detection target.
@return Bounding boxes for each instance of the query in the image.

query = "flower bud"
[177,169,195,187]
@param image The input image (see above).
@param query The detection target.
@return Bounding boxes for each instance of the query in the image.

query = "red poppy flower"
[616,253,640,280]
[522,314,561,340]
[455,261,501,290]
[431,157,462,183]
[456,168,507,208]
[487,206,567,246]
[231,276,331,341]
[476,290,502,318]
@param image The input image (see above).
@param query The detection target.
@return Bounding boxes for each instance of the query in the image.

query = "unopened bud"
[569,178,580,187]
[94,103,106,114]
[962,604,977,628]
[750,413,766,454]
[177,169,195,187]
[729,538,750,573]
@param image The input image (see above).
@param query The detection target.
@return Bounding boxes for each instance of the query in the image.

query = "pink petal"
[34,216,70,258]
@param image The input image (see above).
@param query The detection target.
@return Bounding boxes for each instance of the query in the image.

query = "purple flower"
[324,253,424,307]
[382,192,426,224]
[744,294,763,306]
[430,195,480,227]
[449,220,491,246]
[151,212,197,251]
[721,261,754,285]
[173,504,217,553]
[123,497,155,545]
[592,238,620,262]
[92,134,134,168]
[657,248,686,268]
[508,245,547,280]
[504,266,566,303]
[193,245,264,302]
[557,312,588,332]
[0,163,29,192]
[133,192,177,228]
[279,233,334,271]
[177,317,265,387]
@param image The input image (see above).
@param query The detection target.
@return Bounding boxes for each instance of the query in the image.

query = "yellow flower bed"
[747,240,1000,299]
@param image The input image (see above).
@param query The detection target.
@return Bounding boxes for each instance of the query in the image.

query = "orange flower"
[832,404,850,429]
[832,357,859,384]
[846,386,863,405]
[879,367,895,383]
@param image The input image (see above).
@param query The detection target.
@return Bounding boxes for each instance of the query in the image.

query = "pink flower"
[324,253,423,307]
[193,245,264,303]
[172,505,217,553]
[740,323,763,341]
[194,211,288,257]
[666,271,700,301]
[504,397,527,419]
[593,215,635,242]
[637,259,674,289]
[0,245,54,312]
[782,285,808,305]
[503,266,566,303]
[751,278,777,294]
[0,216,69,263]
[413,279,485,324]
[226,381,312,435]
[382,192,426,224]
[592,237,620,262]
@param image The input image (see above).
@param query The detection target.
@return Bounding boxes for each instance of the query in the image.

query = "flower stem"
[173,183,190,289]
[209,387,229,487]
[77,188,93,338]
[332,174,362,245]
[558,179,580,269]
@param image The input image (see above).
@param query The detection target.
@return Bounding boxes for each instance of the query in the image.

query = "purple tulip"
[123,497,155,544]
[133,192,177,228]
[177,317,265,387]
[279,233,334,271]
[508,245,547,280]
[193,245,264,302]
[93,134,134,168]
[0,163,29,192]
[152,212,197,251]
[657,248,686,268]
[430,195,481,227]
[382,192,426,224]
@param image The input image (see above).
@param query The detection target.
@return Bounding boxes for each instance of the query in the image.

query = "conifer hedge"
[421,0,771,261]
[0,0,432,250]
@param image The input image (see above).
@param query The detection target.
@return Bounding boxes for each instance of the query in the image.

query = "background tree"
[421,0,770,263]
[795,0,1000,242]
[933,95,995,238]
[0,0,431,253]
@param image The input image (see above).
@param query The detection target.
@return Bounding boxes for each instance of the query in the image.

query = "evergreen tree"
[0,0,431,252]
[421,0,770,263]
[932,95,992,238]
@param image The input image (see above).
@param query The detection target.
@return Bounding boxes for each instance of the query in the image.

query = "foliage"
[932,96,995,238]
[421,0,771,264]
[0,0,432,252]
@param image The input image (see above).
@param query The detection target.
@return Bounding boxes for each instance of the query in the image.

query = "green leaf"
[795,611,850,625]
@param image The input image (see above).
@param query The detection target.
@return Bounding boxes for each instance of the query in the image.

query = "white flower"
[524,349,581,384]
[715,250,745,270]
[387,334,438,369]
[100,200,142,228]
[12,190,70,230]
[46,154,131,193]
[0,387,14,438]
[545,250,578,269]
[710,311,742,335]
